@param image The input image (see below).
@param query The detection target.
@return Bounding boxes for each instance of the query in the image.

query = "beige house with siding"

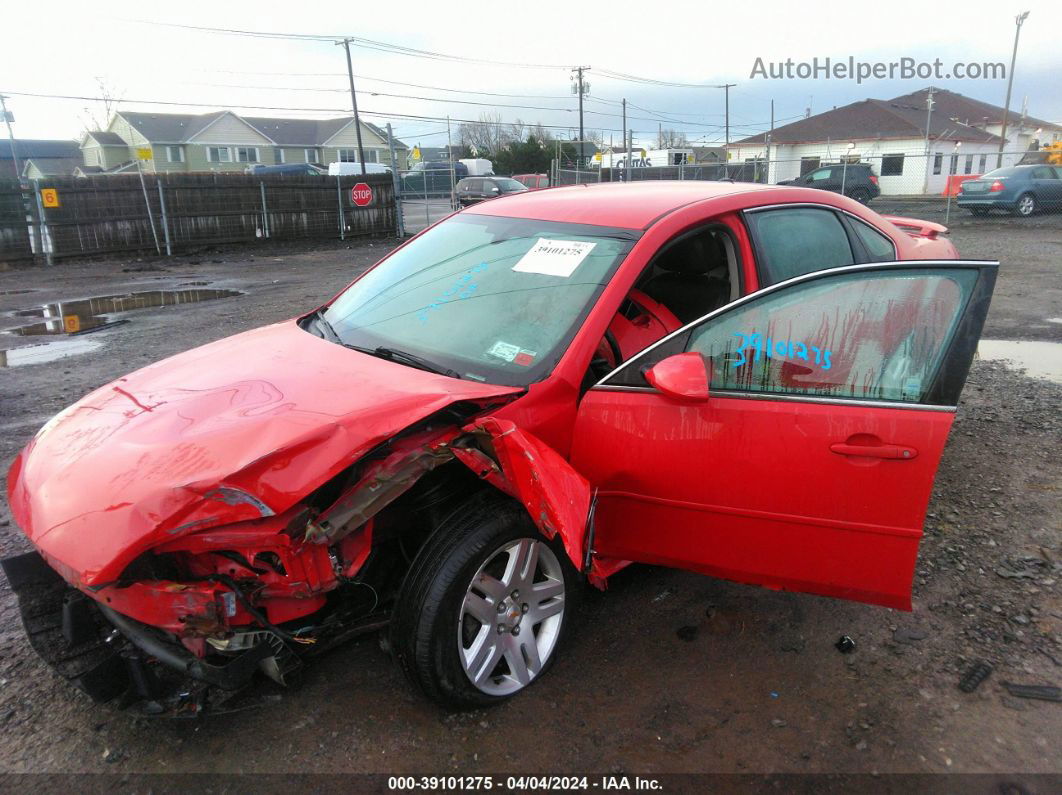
[80,110,408,173]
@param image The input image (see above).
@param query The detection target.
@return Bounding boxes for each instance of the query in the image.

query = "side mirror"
[644,352,710,403]
[490,187,500,193]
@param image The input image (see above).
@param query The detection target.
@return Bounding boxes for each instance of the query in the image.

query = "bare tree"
[457,111,515,155]
[656,128,690,149]
[79,77,123,133]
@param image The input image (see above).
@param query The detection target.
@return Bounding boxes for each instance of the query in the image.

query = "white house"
[729,88,1062,195]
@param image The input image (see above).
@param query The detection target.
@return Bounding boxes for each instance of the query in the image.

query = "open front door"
[571,261,997,609]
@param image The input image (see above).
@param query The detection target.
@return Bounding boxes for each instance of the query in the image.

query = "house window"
[799,157,820,176]
[964,155,974,174]
[207,146,231,163]
[304,148,319,163]
[949,154,958,175]
[276,148,286,164]
[978,154,987,172]
[235,147,260,163]
[338,148,378,163]
[932,153,943,175]
[166,146,184,163]
[881,153,904,177]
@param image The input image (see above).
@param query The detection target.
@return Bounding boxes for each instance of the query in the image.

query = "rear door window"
[745,207,855,286]
[849,218,898,262]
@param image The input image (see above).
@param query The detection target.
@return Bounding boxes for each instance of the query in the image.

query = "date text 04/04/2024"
[386,775,663,790]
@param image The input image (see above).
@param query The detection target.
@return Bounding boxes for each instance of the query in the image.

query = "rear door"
[571,261,997,609]
[1032,166,1062,207]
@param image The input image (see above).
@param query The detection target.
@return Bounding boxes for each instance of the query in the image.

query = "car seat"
[641,233,731,324]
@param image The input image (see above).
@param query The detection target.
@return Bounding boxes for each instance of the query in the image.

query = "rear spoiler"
[881,215,949,240]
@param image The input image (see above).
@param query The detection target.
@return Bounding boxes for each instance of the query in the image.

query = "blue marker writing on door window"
[731,332,832,370]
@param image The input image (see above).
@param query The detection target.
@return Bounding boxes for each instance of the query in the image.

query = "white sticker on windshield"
[512,238,596,278]
[487,341,521,362]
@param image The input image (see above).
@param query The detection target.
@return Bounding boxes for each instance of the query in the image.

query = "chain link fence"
[552,150,1062,220]
[0,172,398,265]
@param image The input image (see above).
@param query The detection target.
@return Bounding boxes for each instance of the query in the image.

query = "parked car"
[327,162,392,176]
[456,176,529,206]
[401,161,469,196]
[513,173,551,189]
[956,164,1062,216]
[245,163,326,176]
[778,163,881,203]
[2,182,986,716]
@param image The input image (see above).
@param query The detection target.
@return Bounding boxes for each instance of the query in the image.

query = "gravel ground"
[0,219,1058,778]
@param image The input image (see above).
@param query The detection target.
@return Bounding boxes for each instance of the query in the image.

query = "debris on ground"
[835,635,856,654]
[958,661,993,693]
[1001,682,1061,702]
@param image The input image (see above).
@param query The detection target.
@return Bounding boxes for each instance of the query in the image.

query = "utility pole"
[0,95,20,179]
[621,99,627,178]
[998,11,1029,168]
[572,66,590,165]
[922,87,935,193]
[339,38,367,175]
[765,99,774,184]
[720,83,736,161]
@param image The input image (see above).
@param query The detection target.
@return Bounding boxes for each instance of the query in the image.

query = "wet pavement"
[978,340,1062,385]
[1,288,242,337]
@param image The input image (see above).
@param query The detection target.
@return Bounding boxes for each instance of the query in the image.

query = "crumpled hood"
[7,320,520,586]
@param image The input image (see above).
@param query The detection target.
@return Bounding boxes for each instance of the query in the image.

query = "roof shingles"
[93,111,408,149]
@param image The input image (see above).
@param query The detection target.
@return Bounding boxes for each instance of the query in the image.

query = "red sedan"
[3,182,994,714]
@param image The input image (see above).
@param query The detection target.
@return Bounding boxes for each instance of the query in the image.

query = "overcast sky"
[2,0,1059,149]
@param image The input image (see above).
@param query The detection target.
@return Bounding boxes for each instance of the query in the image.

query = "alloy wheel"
[457,537,565,696]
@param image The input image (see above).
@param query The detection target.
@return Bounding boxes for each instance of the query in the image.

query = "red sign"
[350,183,374,207]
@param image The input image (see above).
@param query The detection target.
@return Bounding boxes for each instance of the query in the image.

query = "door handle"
[830,442,918,460]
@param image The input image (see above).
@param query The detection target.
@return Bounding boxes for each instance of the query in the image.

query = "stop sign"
[350,183,374,207]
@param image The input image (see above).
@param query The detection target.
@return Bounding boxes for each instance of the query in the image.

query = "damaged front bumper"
[1,550,297,715]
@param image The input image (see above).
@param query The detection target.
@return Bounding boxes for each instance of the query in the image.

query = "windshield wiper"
[371,346,462,379]
[310,312,461,379]
[341,342,461,379]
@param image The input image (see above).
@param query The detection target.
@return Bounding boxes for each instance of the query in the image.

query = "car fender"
[455,417,595,582]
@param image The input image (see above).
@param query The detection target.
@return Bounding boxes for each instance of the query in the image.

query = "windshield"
[321,214,638,385]
[495,179,528,192]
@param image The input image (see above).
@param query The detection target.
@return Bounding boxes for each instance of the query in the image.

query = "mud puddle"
[978,339,1062,384]
[1,288,241,337]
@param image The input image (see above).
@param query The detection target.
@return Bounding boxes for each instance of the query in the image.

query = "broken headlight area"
[0,504,393,716]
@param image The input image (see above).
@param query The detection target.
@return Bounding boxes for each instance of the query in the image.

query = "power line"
[123,19,572,70]
[3,89,784,139]
[126,18,744,91]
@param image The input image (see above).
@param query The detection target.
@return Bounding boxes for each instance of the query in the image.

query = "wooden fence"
[0,172,397,264]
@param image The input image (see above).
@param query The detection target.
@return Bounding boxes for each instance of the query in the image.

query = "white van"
[458,158,494,176]
[327,162,393,176]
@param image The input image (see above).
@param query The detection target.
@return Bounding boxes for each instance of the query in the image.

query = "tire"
[849,188,871,204]
[391,491,578,709]
[1013,193,1036,217]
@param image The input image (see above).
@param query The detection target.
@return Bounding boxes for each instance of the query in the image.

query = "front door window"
[685,268,977,403]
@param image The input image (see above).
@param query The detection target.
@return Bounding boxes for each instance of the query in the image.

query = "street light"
[997,10,1030,169]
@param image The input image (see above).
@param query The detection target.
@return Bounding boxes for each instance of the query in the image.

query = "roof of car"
[462,180,780,229]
